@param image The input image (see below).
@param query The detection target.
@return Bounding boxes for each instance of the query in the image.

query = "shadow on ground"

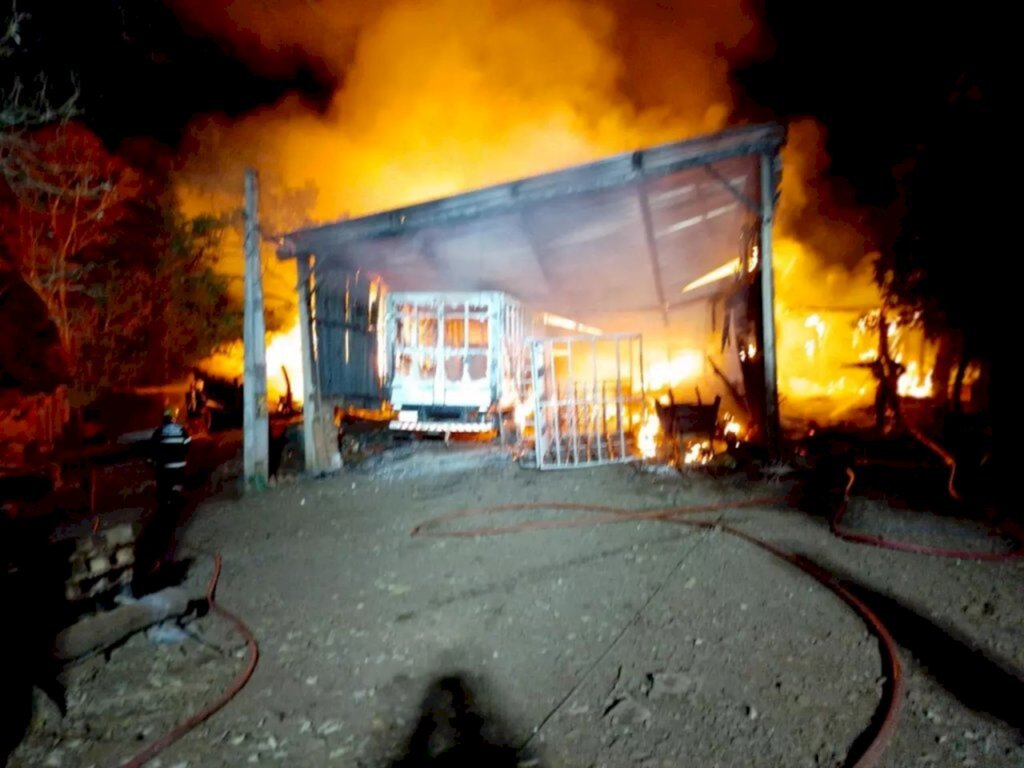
[390,673,530,767]
[796,553,1024,738]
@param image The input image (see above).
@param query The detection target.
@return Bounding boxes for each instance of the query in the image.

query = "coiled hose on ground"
[120,554,259,768]
[412,497,904,768]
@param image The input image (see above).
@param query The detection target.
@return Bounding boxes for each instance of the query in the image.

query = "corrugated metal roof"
[277,123,783,336]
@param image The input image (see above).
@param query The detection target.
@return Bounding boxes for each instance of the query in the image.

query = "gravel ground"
[9,445,1024,767]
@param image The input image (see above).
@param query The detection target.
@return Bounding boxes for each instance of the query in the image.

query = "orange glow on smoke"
[174,7,933,432]
[176,0,750,377]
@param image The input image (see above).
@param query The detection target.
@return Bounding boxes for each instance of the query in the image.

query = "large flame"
[198,326,303,404]
[177,0,757,406]
[770,122,938,424]
[175,5,933,432]
[773,234,937,423]
[265,324,304,404]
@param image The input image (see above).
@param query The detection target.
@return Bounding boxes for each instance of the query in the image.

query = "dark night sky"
[12,2,330,145]
[10,0,996,213]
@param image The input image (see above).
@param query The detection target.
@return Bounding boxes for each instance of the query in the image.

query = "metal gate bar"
[527,333,644,470]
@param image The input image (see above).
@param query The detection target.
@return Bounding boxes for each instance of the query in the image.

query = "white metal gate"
[527,334,646,469]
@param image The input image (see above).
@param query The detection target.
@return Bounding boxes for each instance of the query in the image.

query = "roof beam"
[703,163,758,214]
[635,184,670,327]
[277,124,785,258]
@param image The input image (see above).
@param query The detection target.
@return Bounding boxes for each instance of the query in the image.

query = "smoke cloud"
[172,0,764,220]
[170,0,887,414]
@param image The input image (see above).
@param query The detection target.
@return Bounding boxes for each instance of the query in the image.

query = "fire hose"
[412,497,904,768]
[817,384,1020,559]
[121,554,259,768]
[114,444,1010,766]
[832,467,1024,561]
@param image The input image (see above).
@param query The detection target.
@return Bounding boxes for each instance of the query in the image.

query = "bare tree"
[1,4,80,192]
[2,6,141,381]
[1,124,140,371]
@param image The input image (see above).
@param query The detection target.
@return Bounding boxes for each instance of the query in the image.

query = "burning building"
[277,124,784,470]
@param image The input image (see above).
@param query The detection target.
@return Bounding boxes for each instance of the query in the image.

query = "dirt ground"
[10,444,1024,767]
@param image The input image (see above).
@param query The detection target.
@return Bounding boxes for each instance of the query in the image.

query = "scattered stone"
[647,672,699,699]
[318,720,342,736]
[604,695,652,728]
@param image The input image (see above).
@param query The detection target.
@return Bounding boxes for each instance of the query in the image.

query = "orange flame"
[638,412,660,459]
[644,350,703,394]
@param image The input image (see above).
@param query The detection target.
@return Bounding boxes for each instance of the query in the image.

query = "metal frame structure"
[278,125,783,250]
[527,334,645,469]
[278,124,786,470]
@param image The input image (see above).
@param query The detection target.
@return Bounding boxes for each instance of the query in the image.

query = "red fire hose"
[412,497,904,768]
[120,554,259,768]
[832,467,1023,561]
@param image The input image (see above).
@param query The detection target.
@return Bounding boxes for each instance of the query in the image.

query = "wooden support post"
[243,169,269,490]
[296,254,320,472]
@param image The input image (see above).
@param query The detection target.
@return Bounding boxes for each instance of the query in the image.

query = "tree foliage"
[1,123,141,360]
[2,7,241,401]
[0,122,241,400]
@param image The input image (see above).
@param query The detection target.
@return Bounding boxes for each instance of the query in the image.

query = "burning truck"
[385,291,526,436]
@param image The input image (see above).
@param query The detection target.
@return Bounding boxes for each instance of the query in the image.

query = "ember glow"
[514,399,532,433]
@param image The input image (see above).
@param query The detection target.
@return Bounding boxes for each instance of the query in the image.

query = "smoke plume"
[170,0,889,415]
[172,0,764,222]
